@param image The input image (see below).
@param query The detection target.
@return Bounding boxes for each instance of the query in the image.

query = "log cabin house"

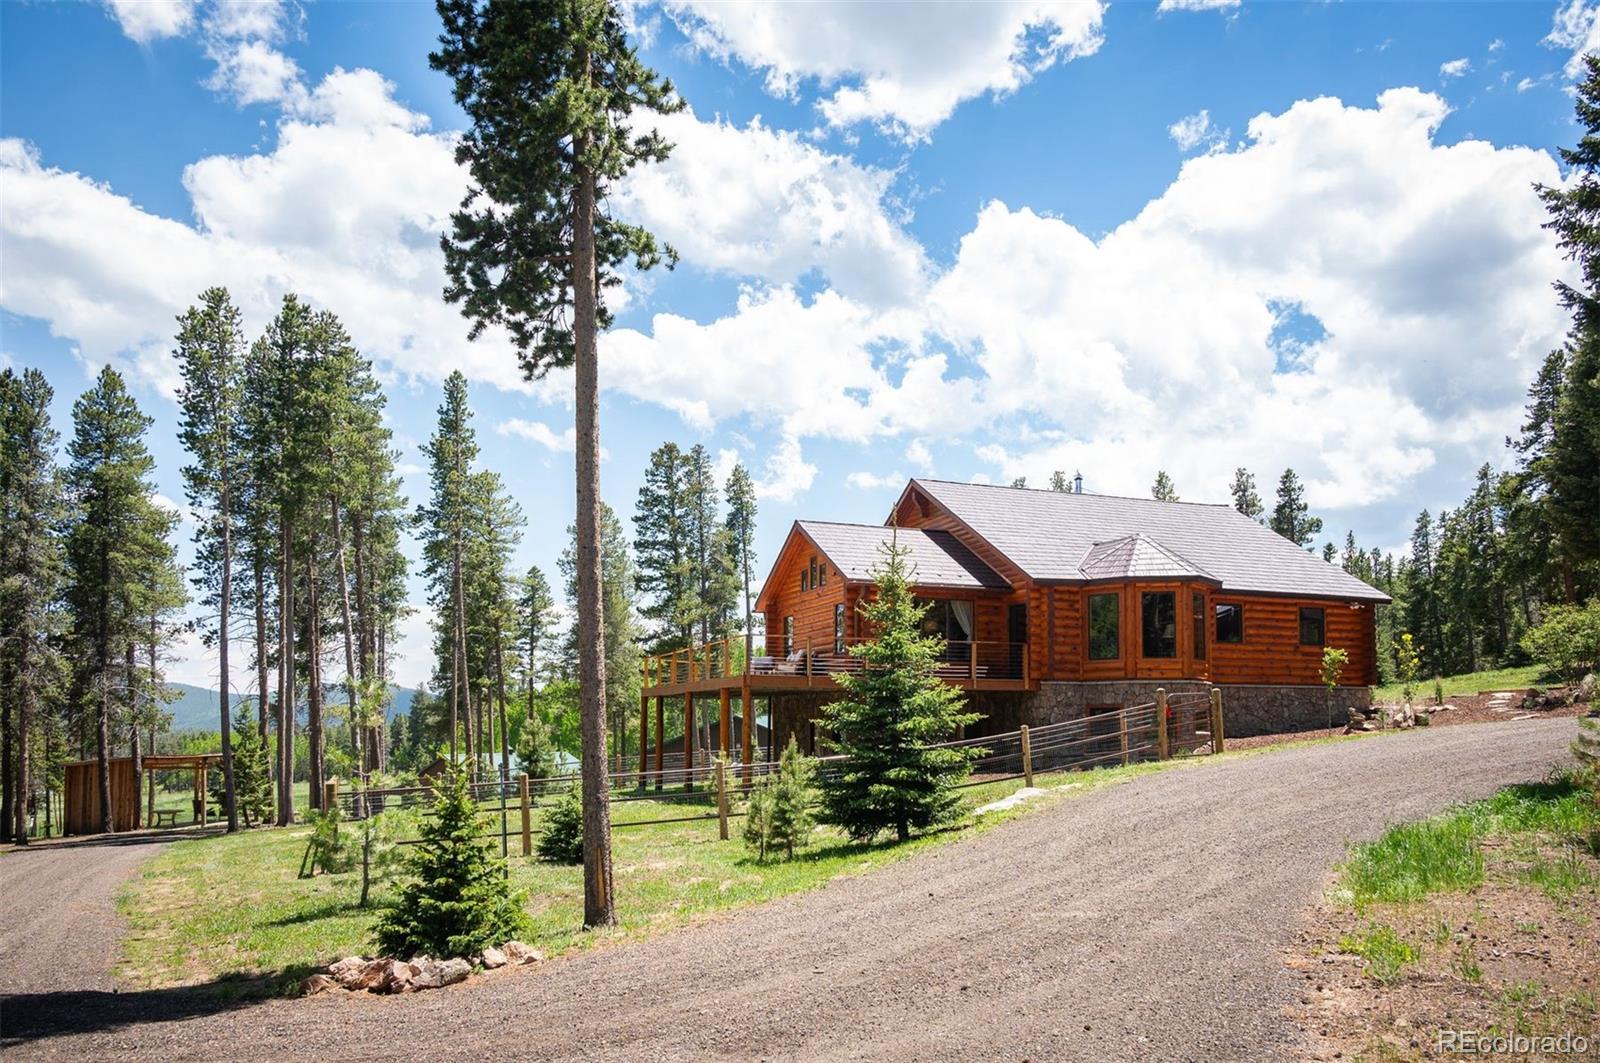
[638,478,1388,774]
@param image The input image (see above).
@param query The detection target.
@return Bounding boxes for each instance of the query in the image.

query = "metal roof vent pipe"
[1073,471,1084,494]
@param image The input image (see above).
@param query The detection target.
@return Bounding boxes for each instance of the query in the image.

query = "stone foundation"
[1024,680,1211,726]
[1214,684,1369,737]
[765,680,1369,748]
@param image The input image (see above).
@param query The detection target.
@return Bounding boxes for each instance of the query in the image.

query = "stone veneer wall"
[765,680,1369,748]
[1214,684,1369,737]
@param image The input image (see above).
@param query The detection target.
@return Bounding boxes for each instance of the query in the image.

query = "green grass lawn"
[1373,663,1555,704]
[117,760,1175,996]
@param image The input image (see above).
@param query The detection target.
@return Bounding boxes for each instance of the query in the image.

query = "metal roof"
[797,521,1011,591]
[1078,533,1216,581]
[906,479,1390,602]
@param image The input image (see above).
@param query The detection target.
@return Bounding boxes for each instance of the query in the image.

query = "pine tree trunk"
[14,654,30,844]
[95,563,112,834]
[147,723,156,823]
[254,553,270,741]
[219,483,237,832]
[2,687,12,841]
[572,129,616,928]
[331,498,361,778]
[127,642,140,831]
[277,521,295,826]
[494,626,510,782]
[305,554,324,810]
[351,513,377,771]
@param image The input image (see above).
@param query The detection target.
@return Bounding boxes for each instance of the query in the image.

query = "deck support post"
[1156,688,1169,760]
[683,692,695,791]
[654,696,664,793]
[1210,687,1224,755]
[740,678,754,786]
[719,688,732,761]
[639,693,649,788]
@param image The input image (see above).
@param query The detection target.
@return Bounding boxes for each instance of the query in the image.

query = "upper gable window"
[818,562,827,587]
[809,556,818,590]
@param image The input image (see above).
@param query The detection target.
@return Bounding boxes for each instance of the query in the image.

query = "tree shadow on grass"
[0,967,313,1047]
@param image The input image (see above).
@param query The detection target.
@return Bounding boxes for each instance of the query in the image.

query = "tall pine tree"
[430,0,683,928]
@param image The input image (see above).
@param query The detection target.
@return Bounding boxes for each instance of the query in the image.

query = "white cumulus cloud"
[659,0,1105,140]
[1548,0,1600,78]
[1439,57,1472,79]
[105,0,197,42]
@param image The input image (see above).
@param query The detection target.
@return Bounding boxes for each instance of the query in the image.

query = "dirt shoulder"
[1291,788,1600,1060]
[3,717,1580,1061]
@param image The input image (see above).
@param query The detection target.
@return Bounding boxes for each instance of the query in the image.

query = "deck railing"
[642,634,1029,689]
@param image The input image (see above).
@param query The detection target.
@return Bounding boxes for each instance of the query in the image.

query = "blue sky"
[2,0,1595,690]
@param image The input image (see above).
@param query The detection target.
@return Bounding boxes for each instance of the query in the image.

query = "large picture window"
[916,598,974,645]
[1215,602,1243,644]
[783,616,795,656]
[1088,592,1120,660]
[1299,606,1325,646]
[1192,592,1206,661]
[1141,591,1177,659]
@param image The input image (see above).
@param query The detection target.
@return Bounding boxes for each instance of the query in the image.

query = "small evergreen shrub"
[372,771,532,958]
[228,705,273,827]
[744,738,817,861]
[299,805,351,878]
[536,781,583,864]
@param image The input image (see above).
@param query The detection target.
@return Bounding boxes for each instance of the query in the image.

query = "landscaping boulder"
[410,956,472,990]
[329,955,370,988]
[502,940,543,965]
[381,959,420,993]
[1577,673,1596,704]
[480,946,508,970]
[301,973,339,996]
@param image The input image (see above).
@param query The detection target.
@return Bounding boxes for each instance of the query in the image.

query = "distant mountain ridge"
[163,683,415,733]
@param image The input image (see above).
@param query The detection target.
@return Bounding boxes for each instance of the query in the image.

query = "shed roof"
[796,521,1011,591]
[904,479,1389,602]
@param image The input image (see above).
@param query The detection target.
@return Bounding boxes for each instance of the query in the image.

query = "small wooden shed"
[63,753,223,835]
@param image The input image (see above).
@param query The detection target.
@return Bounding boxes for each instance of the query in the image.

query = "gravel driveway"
[2,717,1579,1061]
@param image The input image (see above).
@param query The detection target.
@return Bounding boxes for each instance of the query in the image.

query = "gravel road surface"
[1,717,1578,1061]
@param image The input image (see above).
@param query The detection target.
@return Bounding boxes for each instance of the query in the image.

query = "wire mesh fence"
[336,691,1225,845]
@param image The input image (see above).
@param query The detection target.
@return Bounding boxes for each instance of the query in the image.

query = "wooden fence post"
[639,693,649,787]
[684,692,695,792]
[716,760,729,841]
[519,773,531,856]
[1210,687,1225,755]
[1118,708,1129,767]
[323,779,337,814]
[1021,724,1033,787]
[1156,688,1169,760]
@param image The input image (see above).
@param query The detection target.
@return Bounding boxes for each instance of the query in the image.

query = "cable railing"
[641,633,1031,689]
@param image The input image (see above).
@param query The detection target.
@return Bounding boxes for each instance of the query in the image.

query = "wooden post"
[639,693,649,786]
[1156,688,1169,760]
[654,696,665,793]
[719,688,732,758]
[716,760,729,841]
[740,677,754,785]
[324,779,337,811]
[519,773,531,856]
[1020,724,1033,787]
[1022,642,1030,684]
[1210,687,1224,755]
[1118,708,1129,767]
[199,766,209,826]
[804,639,812,684]
[969,640,978,684]
[683,692,695,791]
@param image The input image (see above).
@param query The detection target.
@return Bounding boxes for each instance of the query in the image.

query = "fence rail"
[335,688,1226,847]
